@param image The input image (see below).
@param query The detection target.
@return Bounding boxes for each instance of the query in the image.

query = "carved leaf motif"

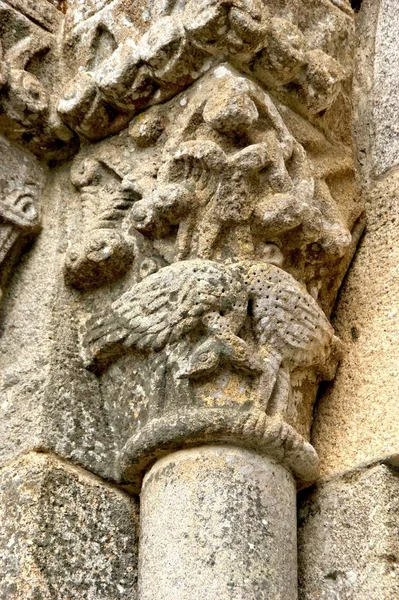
[55,0,350,141]
[0,0,360,485]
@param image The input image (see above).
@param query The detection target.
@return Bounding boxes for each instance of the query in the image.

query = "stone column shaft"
[138,446,297,600]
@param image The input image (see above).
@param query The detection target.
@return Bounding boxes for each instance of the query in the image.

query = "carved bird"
[187,261,340,416]
[83,259,262,376]
[83,258,339,418]
[130,139,276,260]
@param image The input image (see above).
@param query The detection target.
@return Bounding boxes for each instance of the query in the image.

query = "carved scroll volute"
[61,1,361,490]
[0,133,44,302]
[0,179,42,300]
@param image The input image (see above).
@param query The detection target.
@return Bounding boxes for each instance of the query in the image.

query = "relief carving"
[62,59,360,486]
[64,157,138,289]
[83,258,340,407]
[0,0,362,488]
[0,137,43,302]
[0,0,75,159]
[57,0,352,142]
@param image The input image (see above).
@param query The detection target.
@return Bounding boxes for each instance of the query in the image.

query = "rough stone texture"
[0,0,75,159]
[61,58,361,488]
[0,136,44,300]
[312,125,399,479]
[298,463,399,599]
[0,452,139,599]
[372,0,399,177]
[352,0,380,187]
[139,446,297,600]
[297,3,399,599]
[0,1,360,492]
[0,166,116,481]
[58,0,355,143]
[0,2,371,598]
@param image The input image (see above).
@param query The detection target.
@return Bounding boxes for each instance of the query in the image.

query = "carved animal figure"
[83,259,262,376]
[83,256,339,418]
[187,261,340,416]
[64,158,138,289]
[129,69,335,261]
[130,136,295,260]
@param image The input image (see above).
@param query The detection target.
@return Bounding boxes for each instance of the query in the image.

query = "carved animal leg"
[256,351,282,412]
[176,214,196,260]
[196,216,221,259]
[265,365,291,418]
[202,312,263,376]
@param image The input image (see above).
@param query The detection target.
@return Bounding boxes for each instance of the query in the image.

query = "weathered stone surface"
[0,136,43,301]
[352,0,381,186]
[139,445,297,600]
[298,463,399,599]
[313,171,399,477]
[372,0,399,176]
[57,0,355,143]
[3,1,394,599]
[0,452,138,599]
[0,166,115,481]
[2,0,63,33]
[61,60,361,488]
[0,0,361,496]
[0,0,76,159]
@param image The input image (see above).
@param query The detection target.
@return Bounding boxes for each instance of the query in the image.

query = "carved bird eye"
[68,251,79,263]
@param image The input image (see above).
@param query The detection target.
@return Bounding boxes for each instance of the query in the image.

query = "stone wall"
[298,1,399,597]
[0,0,397,598]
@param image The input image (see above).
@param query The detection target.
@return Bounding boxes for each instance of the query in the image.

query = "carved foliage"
[0,0,75,158]
[57,0,352,141]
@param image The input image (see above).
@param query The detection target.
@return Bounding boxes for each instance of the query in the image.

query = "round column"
[138,445,297,600]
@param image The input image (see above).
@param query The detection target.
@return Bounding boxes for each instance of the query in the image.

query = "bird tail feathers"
[81,310,130,373]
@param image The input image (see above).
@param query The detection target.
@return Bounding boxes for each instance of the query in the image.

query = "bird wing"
[168,140,228,205]
[85,260,233,356]
[248,263,334,367]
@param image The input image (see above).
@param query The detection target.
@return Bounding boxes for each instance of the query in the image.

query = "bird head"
[178,339,223,380]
